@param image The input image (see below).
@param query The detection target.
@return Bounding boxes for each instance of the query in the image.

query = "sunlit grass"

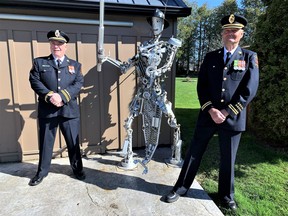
[175,77,199,109]
[175,77,288,216]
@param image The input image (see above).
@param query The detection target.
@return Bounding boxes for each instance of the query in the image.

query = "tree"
[176,2,213,75]
[240,0,266,45]
[250,0,288,147]
[176,2,198,76]
[194,5,213,72]
[176,3,215,74]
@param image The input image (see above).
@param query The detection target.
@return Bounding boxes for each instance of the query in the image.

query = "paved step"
[0,147,223,216]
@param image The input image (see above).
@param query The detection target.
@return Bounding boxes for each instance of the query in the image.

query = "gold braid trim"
[201,101,212,111]
[61,89,71,102]
[237,102,244,110]
[228,104,239,115]
[235,103,242,112]
[45,91,54,103]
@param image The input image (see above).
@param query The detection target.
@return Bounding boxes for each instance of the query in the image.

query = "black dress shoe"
[165,186,188,203]
[221,200,237,210]
[228,201,237,210]
[74,170,86,180]
[29,175,44,186]
[165,191,180,203]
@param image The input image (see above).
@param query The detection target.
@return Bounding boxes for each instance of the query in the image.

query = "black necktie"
[57,59,61,68]
[225,52,231,65]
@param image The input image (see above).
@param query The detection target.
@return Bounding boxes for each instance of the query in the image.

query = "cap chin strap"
[49,37,67,43]
[222,23,244,29]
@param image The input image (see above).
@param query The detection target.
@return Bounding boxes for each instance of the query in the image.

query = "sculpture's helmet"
[147,9,169,36]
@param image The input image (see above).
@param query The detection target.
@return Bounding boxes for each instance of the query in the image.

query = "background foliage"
[250,0,288,147]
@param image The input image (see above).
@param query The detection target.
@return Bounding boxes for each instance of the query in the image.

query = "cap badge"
[55,30,60,38]
[229,14,235,24]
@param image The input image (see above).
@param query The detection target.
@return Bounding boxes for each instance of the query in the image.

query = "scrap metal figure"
[98,6,183,173]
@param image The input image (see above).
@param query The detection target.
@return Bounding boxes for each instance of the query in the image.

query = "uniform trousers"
[173,125,241,201]
[37,116,83,178]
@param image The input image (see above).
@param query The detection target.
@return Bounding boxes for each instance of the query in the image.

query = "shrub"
[250,0,288,147]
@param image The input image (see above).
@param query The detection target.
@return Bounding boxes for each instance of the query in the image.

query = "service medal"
[233,60,245,71]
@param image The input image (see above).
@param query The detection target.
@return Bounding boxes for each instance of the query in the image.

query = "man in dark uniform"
[164,14,259,210]
[29,30,85,186]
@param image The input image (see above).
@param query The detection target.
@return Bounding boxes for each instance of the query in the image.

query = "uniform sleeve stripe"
[61,89,71,102]
[201,101,212,111]
[228,104,239,115]
[235,104,242,112]
[237,102,244,110]
[45,91,54,102]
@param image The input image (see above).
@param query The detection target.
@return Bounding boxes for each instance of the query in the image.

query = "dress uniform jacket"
[29,54,83,118]
[197,46,259,131]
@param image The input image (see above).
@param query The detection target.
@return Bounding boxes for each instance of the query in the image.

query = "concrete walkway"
[0,147,223,216]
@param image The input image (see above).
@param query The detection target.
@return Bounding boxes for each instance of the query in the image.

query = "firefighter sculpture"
[97,7,183,174]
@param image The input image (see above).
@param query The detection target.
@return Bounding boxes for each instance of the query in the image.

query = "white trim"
[0,14,133,27]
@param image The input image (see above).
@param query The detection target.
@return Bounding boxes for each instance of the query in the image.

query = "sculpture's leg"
[166,119,183,167]
[156,91,183,167]
[119,115,138,170]
[118,94,142,170]
[137,98,162,174]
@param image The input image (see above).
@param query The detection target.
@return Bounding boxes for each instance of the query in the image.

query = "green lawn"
[174,77,288,216]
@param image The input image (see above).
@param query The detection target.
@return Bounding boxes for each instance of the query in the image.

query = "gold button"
[224,67,228,70]
[221,99,224,102]
[222,88,225,92]
[223,77,227,81]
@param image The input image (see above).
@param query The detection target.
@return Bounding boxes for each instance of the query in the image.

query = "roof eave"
[0,1,191,18]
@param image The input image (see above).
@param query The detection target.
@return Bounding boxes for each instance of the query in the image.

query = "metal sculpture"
[97,1,182,174]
